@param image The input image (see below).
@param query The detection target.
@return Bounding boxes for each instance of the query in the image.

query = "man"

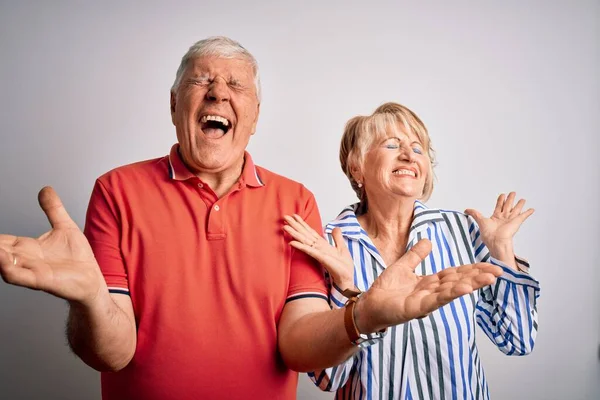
[0,36,502,399]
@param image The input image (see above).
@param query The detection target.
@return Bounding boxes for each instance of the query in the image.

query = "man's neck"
[195,161,244,198]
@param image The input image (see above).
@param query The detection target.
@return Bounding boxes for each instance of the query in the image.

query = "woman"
[283,102,539,399]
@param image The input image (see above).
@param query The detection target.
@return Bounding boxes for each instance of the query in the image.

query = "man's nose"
[206,78,230,102]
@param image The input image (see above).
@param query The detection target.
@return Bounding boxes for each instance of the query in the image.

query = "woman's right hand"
[283,214,355,290]
[0,187,106,306]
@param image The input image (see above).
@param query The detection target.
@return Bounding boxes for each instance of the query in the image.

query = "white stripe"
[168,156,176,179]
[286,291,327,300]
[107,286,129,293]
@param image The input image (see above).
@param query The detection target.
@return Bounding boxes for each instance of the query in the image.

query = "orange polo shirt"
[83,144,328,400]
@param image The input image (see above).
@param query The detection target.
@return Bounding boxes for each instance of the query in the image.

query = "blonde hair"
[339,102,436,210]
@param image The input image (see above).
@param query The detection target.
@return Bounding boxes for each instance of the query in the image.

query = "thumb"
[390,239,432,273]
[464,208,484,224]
[38,186,76,229]
[331,227,348,250]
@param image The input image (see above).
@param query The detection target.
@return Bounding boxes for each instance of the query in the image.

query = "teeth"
[393,169,416,177]
[200,115,230,126]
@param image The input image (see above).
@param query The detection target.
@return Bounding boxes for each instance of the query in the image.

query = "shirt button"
[214,205,220,211]
[197,183,203,188]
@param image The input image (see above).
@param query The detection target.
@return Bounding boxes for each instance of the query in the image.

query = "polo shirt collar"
[167,144,264,188]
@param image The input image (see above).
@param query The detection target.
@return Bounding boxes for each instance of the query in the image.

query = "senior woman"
[283,102,540,400]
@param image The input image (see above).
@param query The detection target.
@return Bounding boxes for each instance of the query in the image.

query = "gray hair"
[170,36,262,102]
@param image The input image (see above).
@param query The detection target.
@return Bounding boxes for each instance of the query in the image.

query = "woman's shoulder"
[323,203,361,235]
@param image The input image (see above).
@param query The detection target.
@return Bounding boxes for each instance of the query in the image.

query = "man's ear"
[250,102,260,135]
[170,92,177,124]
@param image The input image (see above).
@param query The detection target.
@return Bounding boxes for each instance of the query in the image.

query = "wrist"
[69,282,110,311]
[489,240,517,269]
[335,279,357,292]
[353,294,377,334]
[490,239,512,256]
[343,293,387,346]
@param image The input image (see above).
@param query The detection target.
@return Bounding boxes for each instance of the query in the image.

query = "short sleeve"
[285,190,328,303]
[83,179,129,295]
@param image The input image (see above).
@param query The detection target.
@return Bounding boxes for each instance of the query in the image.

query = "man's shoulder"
[254,164,313,196]
[96,155,168,187]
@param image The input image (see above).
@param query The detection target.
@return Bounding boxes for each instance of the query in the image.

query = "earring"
[357,182,363,188]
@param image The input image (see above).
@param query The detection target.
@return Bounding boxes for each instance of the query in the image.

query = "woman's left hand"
[465,192,534,265]
[283,214,355,291]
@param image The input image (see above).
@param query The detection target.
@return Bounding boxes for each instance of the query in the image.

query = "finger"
[289,241,328,264]
[510,198,526,218]
[283,215,315,243]
[494,194,505,216]
[418,283,473,315]
[502,192,516,216]
[283,224,315,245]
[0,247,16,268]
[0,249,38,288]
[471,273,499,288]
[456,268,501,290]
[462,262,503,278]
[389,239,432,273]
[283,216,315,241]
[331,228,348,251]
[515,208,535,225]
[439,282,473,303]
[414,264,501,316]
[38,186,76,230]
[292,214,322,240]
[464,209,484,224]
[0,234,18,247]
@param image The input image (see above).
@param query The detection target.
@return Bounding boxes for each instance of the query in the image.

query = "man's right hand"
[0,186,105,306]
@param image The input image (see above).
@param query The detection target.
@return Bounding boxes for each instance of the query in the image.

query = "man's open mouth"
[200,115,231,136]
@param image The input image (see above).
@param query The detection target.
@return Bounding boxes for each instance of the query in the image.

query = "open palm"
[356,240,502,332]
[465,192,534,249]
[283,214,354,289]
[0,187,104,304]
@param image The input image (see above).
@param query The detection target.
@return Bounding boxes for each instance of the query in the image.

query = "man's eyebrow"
[189,73,210,80]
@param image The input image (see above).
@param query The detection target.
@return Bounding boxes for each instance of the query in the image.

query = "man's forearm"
[67,291,136,372]
[278,306,358,372]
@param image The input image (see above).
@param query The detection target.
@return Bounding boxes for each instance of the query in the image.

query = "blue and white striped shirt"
[309,201,540,400]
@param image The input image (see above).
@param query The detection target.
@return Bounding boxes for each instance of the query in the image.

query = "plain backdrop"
[0,1,598,399]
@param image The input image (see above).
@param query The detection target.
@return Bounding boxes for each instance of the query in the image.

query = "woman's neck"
[357,197,416,265]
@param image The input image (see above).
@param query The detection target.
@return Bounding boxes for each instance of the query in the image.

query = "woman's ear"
[350,164,362,183]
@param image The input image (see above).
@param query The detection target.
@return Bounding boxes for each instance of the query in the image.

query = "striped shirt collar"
[325,200,444,240]
[167,144,264,187]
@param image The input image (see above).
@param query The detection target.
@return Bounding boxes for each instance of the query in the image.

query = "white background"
[0,1,598,399]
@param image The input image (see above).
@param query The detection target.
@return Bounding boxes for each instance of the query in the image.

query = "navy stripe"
[285,293,328,303]
[524,287,534,350]
[108,289,130,295]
